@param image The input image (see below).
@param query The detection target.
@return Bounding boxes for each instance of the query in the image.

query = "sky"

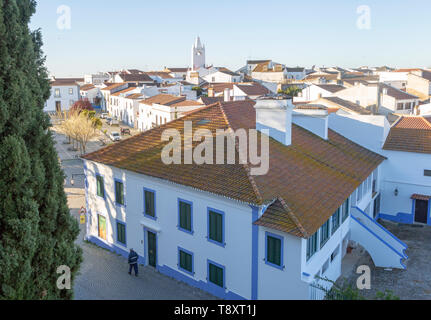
[30,0,431,77]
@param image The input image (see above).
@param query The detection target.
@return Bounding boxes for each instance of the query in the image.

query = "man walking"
[128,248,139,276]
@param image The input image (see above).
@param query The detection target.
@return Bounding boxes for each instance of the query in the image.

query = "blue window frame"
[207,259,225,289]
[207,207,225,247]
[306,231,318,261]
[143,188,156,220]
[114,179,125,206]
[178,247,194,276]
[96,174,105,199]
[331,207,341,235]
[116,220,127,246]
[265,232,284,270]
[178,198,193,234]
[320,219,330,248]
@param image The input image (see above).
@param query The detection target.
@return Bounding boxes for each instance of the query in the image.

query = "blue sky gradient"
[30,0,431,77]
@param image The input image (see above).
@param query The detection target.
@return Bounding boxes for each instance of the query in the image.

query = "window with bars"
[144,189,155,218]
[208,262,224,288]
[178,200,192,233]
[208,209,224,245]
[115,180,124,205]
[96,175,105,198]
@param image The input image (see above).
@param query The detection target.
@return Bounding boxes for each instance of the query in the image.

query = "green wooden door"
[147,231,157,267]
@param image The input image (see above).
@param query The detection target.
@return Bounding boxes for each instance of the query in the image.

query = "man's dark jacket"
[128,250,138,265]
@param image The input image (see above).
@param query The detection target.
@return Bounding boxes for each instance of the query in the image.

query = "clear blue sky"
[30,0,431,77]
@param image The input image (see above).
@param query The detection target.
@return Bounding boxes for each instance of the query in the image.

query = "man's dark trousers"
[129,263,138,276]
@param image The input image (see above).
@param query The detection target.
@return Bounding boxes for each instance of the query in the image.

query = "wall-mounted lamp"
[394,188,399,197]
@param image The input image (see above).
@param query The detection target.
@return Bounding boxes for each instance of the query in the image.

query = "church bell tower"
[191,36,205,71]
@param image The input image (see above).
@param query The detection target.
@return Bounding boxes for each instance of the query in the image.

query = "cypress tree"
[0,0,82,299]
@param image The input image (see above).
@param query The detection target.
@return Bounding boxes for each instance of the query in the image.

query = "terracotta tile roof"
[383,116,431,154]
[217,67,240,77]
[125,93,144,100]
[170,100,204,108]
[146,71,174,79]
[315,84,345,93]
[411,194,431,201]
[382,84,418,100]
[111,87,136,96]
[118,73,154,82]
[82,100,384,238]
[199,96,224,105]
[101,83,127,91]
[321,97,372,115]
[139,94,186,106]
[80,84,96,91]
[247,60,271,65]
[235,83,270,96]
[203,83,235,93]
[166,67,189,73]
[51,79,79,86]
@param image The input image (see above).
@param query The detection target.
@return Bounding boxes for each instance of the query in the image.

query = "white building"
[286,67,306,80]
[137,94,203,131]
[44,79,80,113]
[294,84,346,103]
[82,98,407,300]
[203,68,242,84]
[80,84,102,107]
[84,72,111,85]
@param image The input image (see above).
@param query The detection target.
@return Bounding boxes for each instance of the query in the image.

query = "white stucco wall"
[44,85,80,112]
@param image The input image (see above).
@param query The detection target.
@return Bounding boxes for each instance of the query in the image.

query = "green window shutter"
[209,263,224,288]
[145,191,155,217]
[179,202,191,231]
[267,236,281,266]
[179,250,192,273]
[117,223,126,244]
[115,181,124,205]
[97,175,104,198]
[209,211,223,243]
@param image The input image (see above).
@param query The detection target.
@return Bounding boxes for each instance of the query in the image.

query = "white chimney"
[224,88,230,102]
[254,98,294,146]
[292,108,329,140]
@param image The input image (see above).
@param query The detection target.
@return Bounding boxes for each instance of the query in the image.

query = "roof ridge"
[218,102,264,205]
[278,197,308,238]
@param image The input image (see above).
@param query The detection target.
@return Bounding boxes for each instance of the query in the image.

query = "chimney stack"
[254,98,294,146]
[292,107,329,140]
[224,88,230,102]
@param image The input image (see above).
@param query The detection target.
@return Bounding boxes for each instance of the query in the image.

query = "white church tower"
[191,36,205,71]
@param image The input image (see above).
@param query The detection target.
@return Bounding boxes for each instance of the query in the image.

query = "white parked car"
[109,132,121,142]
[100,113,109,119]
[108,118,119,126]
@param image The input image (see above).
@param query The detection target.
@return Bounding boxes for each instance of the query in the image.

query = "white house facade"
[44,79,80,113]
[82,98,407,300]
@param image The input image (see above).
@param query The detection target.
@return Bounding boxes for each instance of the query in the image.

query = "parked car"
[108,119,119,126]
[100,113,109,119]
[121,128,131,136]
[109,132,121,142]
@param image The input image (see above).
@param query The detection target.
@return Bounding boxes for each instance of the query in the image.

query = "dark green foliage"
[312,277,400,300]
[0,0,82,299]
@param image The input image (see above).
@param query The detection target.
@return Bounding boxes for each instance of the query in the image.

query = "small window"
[266,234,283,267]
[405,102,412,110]
[331,208,340,234]
[116,221,126,245]
[342,198,350,222]
[178,200,192,233]
[96,175,105,198]
[208,209,224,245]
[307,231,318,260]
[397,103,404,110]
[55,88,60,97]
[178,249,193,274]
[424,170,431,177]
[115,180,124,205]
[331,246,339,262]
[98,214,106,240]
[208,262,224,288]
[144,189,155,218]
[322,259,330,274]
[320,220,330,248]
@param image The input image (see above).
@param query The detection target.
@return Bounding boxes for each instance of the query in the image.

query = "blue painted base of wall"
[86,236,246,300]
[377,212,414,225]
[158,265,246,300]
[86,236,145,265]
